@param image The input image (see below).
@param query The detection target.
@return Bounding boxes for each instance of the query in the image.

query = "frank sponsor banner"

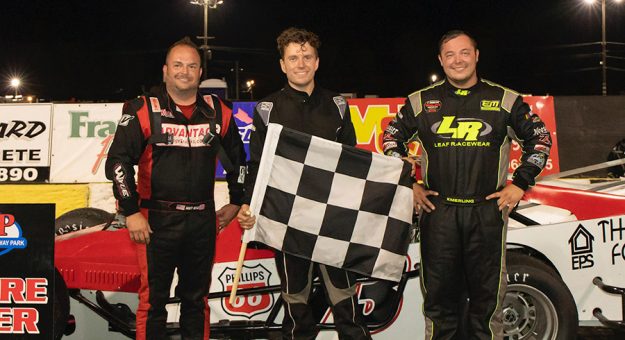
[50,103,122,183]
[0,104,52,183]
[49,102,251,183]
[0,204,55,338]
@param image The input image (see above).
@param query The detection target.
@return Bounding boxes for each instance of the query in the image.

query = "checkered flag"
[243,123,413,282]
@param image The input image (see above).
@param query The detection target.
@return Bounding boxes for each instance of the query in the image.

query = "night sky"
[2,0,625,102]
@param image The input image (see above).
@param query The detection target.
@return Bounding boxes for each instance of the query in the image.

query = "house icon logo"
[569,224,595,269]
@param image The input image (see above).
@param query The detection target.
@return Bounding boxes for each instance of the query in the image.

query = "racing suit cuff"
[511,176,530,191]
[241,196,251,206]
[118,199,140,217]
[229,192,244,206]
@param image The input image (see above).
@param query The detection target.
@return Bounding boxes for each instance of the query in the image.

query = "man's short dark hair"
[276,27,321,58]
[165,37,201,63]
[438,30,478,53]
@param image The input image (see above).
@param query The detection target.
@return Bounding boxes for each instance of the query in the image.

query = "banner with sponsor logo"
[349,98,416,154]
[0,104,52,183]
[8,96,557,184]
[50,103,122,183]
[0,204,55,338]
[348,97,560,175]
[215,101,254,178]
[512,96,560,174]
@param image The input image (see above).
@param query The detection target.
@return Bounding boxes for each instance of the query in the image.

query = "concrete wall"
[554,96,625,172]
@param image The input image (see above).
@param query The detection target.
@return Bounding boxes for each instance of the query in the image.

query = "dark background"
[2,0,625,102]
[555,96,625,171]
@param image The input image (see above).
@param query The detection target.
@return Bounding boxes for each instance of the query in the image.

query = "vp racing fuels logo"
[218,263,274,318]
[0,214,27,256]
[431,116,492,147]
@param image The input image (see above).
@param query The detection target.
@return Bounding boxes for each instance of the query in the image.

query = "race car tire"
[504,252,578,340]
[53,268,69,340]
[55,207,113,237]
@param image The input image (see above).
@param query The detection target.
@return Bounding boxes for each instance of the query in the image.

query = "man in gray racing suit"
[237,27,371,340]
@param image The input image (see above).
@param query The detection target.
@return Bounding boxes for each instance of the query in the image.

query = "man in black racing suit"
[382,30,552,340]
[237,27,371,340]
[105,37,246,340]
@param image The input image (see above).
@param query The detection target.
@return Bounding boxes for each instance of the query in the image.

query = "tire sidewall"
[506,252,578,340]
[55,207,112,237]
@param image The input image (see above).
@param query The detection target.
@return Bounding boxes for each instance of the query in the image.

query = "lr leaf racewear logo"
[218,263,274,318]
[0,213,27,256]
[569,224,595,270]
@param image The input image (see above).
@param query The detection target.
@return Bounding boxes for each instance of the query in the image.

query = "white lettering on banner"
[238,124,252,143]
[158,123,212,147]
[0,168,39,182]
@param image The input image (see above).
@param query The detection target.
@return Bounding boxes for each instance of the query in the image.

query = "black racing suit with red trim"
[243,84,371,340]
[383,79,552,340]
[105,88,246,340]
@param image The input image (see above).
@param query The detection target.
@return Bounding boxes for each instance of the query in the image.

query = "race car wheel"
[55,207,113,237]
[504,252,578,340]
[53,268,70,340]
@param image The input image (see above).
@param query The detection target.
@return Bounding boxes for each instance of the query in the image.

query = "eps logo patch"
[0,214,27,256]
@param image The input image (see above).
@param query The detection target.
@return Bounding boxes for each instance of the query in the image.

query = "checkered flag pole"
[240,123,414,283]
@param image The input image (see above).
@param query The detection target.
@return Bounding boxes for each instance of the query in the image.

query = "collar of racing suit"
[443,77,484,97]
[282,83,322,104]
[152,82,216,121]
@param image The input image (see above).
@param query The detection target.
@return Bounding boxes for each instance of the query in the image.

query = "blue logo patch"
[0,213,28,256]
